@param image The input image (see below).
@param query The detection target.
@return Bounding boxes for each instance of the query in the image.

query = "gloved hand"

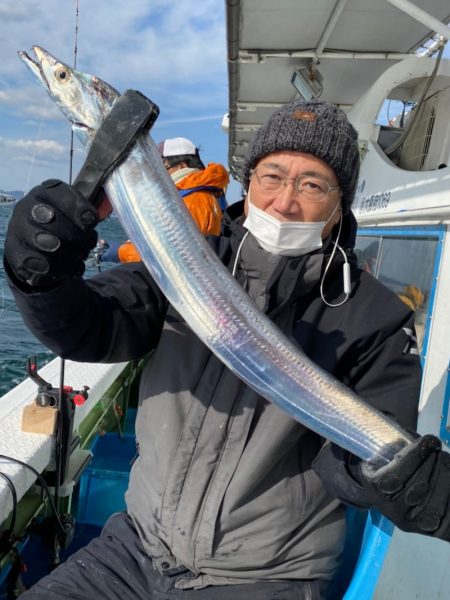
[351,434,450,541]
[4,179,98,288]
[98,240,121,263]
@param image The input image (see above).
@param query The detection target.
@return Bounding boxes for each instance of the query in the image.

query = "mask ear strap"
[320,209,352,307]
[324,199,342,228]
[232,231,250,277]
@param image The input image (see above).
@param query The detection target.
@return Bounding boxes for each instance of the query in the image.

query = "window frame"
[356,225,447,443]
[443,365,450,445]
[356,225,444,364]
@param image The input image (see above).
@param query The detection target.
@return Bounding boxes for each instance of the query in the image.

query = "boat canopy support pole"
[385,0,450,41]
[315,0,349,60]
[239,51,413,62]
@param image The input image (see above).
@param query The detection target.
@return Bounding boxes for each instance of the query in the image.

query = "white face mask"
[243,198,340,257]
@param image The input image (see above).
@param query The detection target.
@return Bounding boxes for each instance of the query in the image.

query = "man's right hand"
[4,179,99,289]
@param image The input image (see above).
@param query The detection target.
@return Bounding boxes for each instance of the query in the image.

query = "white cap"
[158,137,197,157]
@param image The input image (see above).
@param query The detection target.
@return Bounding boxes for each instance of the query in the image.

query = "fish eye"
[55,67,70,83]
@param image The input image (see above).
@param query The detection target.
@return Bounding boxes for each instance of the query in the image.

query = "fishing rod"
[68,0,79,186]
[51,0,81,569]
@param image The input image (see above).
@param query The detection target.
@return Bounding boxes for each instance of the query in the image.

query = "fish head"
[18,46,120,137]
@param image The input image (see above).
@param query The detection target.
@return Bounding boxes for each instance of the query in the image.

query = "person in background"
[99,137,229,263]
[4,100,449,600]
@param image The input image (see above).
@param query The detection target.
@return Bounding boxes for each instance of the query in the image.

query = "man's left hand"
[354,434,450,541]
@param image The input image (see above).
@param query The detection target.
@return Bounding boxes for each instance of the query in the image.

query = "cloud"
[0,0,229,190]
[1,0,227,112]
[0,135,66,157]
[0,85,62,121]
[1,1,226,88]
[0,1,31,21]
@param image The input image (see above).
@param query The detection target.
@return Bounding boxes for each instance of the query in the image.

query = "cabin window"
[376,85,450,171]
[354,233,440,356]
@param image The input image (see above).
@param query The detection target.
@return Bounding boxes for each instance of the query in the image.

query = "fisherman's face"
[245,151,342,239]
[164,161,188,176]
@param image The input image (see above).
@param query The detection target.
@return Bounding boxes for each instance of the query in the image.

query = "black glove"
[4,179,98,289]
[351,434,450,541]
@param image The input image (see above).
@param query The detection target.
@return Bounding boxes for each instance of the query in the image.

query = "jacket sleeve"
[183,191,222,236]
[313,289,422,506]
[6,261,168,363]
[342,310,421,431]
[312,442,385,509]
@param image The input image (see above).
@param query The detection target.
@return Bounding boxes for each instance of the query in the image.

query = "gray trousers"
[19,513,325,599]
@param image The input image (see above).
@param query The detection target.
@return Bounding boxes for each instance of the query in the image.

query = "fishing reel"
[23,357,89,486]
[26,356,89,408]
[20,358,88,567]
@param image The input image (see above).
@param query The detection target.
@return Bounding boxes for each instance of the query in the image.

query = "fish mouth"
[18,45,66,91]
[18,46,49,88]
[19,44,120,133]
[18,46,89,130]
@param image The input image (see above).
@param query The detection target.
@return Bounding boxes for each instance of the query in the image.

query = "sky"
[0,0,239,197]
[1,2,448,201]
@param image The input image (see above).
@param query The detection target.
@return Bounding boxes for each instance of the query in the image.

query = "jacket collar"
[215,202,358,313]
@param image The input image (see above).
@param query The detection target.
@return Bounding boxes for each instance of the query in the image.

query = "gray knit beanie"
[243,100,360,213]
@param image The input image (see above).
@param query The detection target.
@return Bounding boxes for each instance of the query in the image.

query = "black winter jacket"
[7,204,422,589]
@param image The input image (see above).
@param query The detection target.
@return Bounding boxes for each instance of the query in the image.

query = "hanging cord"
[232,231,250,277]
[0,472,17,549]
[0,456,67,537]
[320,212,351,308]
[24,109,48,193]
[0,280,18,318]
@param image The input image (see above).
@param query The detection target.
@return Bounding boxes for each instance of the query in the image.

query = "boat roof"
[226,0,450,182]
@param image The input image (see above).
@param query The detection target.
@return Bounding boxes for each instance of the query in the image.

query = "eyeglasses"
[250,165,340,202]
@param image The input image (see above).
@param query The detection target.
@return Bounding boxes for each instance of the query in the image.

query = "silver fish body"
[19,46,413,467]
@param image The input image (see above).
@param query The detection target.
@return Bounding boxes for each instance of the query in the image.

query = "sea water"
[0,206,126,396]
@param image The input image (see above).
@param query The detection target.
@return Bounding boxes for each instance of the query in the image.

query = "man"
[99,136,229,263]
[4,100,450,599]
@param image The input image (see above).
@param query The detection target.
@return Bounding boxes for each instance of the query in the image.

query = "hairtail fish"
[18,46,413,468]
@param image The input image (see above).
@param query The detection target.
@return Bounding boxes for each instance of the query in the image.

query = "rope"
[24,108,47,193]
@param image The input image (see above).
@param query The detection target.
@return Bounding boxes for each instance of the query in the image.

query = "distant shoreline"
[0,194,16,204]
[0,190,24,201]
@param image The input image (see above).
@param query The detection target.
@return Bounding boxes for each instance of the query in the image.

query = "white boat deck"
[0,357,127,524]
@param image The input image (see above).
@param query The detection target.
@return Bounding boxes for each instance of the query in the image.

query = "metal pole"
[240,50,414,61]
[385,0,450,41]
[315,0,350,58]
